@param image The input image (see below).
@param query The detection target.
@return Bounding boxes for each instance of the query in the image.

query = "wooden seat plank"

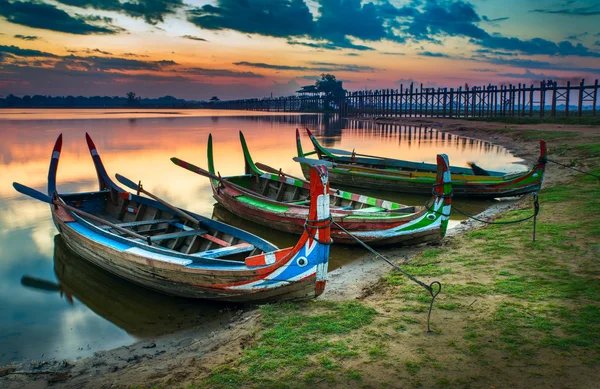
[99,218,176,230]
[149,228,208,242]
[171,222,231,247]
[192,243,254,259]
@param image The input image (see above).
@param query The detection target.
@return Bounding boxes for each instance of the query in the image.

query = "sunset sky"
[0,0,599,100]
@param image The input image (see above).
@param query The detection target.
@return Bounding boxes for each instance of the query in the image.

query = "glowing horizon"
[1,0,599,100]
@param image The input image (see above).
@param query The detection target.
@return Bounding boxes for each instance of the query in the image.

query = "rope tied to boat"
[546,158,600,184]
[304,216,333,245]
[431,183,454,199]
[331,220,441,333]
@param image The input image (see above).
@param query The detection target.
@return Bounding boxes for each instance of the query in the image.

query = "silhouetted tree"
[126,92,140,106]
[316,74,346,111]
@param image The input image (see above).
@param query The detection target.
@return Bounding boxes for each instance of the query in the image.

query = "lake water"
[0,109,527,365]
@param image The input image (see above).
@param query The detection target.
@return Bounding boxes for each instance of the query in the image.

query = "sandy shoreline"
[2,117,597,388]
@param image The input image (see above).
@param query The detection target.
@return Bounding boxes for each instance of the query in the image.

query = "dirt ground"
[2,117,599,389]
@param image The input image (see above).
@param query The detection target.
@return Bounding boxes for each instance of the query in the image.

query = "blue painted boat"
[13,133,331,302]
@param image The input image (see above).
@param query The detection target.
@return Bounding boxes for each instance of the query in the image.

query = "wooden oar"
[12,183,149,242]
[170,157,272,200]
[255,162,309,184]
[115,174,201,227]
[293,157,334,167]
[21,275,74,305]
[21,275,60,292]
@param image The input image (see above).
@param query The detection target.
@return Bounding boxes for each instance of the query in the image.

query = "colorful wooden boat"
[13,133,331,302]
[170,131,452,246]
[296,129,547,199]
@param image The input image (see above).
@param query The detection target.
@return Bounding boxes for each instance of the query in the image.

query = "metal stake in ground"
[331,220,442,333]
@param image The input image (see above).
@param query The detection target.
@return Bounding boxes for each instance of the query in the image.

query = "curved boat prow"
[296,128,305,158]
[433,154,452,236]
[85,133,123,193]
[239,131,263,175]
[306,128,334,159]
[239,164,331,299]
[47,133,63,196]
[306,164,331,295]
[207,133,216,178]
[538,139,548,166]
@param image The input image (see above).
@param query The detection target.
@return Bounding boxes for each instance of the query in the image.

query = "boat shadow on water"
[22,235,241,339]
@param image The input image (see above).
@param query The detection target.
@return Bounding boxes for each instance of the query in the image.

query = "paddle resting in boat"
[296,128,547,199]
[170,131,452,246]
[13,133,331,302]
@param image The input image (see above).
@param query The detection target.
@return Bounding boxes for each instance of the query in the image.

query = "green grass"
[201,301,377,388]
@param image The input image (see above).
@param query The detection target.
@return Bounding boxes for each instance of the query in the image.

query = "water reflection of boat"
[52,235,226,338]
[297,129,547,199]
[13,133,332,302]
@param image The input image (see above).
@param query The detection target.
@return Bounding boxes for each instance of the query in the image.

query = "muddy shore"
[3,117,597,389]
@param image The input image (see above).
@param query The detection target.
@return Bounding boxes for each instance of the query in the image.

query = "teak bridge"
[211,79,599,118]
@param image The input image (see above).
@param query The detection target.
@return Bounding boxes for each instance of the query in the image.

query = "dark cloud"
[497,69,562,80]
[307,61,375,72]
[474,36,600,57]
[187,0,412,51]
[0,0,119,34]
[185,68,264,78]
[1,44,177,72]
[313,0,408,47]
[188,0,314,38]
[381,52,405,56]
[54,0,183,25]
[123,52,149,58]
[68,48,113,55]
[234,60,375,73]
[482,15,509,22]
[0,44,58,58]
[287,39,373,51]
[419,51,451,58]
[156,60,178,67]
[14,34,39,41]
[181,35,208,42]
[530,5,600,16]
[92,48,112,55]
[596,41,600,46]
[565,32,589,40]
[234,61,311,71]
[346,53,360,57]
[473,49,514,56]
[398,0,600,57]
[484,57,600,74]
[470,68,496,72]
[184,0,600,57]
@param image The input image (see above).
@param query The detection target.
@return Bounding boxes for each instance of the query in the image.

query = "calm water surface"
[0,109,527,365]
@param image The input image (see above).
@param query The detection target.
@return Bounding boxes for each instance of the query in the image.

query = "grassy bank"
[466,116,600,126]
[174,139,600,389]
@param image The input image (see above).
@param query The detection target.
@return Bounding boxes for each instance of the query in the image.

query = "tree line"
[0,93,204,108]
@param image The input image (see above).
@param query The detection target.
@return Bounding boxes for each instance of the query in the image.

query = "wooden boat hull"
[298,129,546,199]
[17,133,332,303]
[174,132,453,247]
[212,184,449,246]
[54,214,322,302]
[298,162,544,198]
